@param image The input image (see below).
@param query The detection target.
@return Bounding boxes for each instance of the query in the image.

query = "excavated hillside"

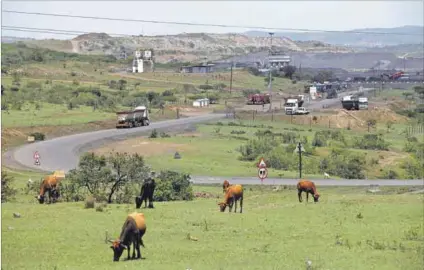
[27,32,354,63]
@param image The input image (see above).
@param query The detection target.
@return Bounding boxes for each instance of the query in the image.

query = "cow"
[35,175,60,204]
[135,172,156,209]
[109,212,147,262]
[222,180,230,193]
[218,184,243,213]
[297,180,320,203]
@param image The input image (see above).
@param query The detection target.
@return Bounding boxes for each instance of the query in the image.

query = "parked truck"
[284,95,305,107]
[341,96,359,110]
[116,105,150,128]
[246,93,271,105]
[284,98,300,115]
[358,97,369,110]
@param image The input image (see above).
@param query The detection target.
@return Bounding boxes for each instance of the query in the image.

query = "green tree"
[282,65,297,80]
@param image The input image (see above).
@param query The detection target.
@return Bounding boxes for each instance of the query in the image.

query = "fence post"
[310,116,312,128]
[271,109,274,122]
[328,119,331,128]
[253,110,255,121]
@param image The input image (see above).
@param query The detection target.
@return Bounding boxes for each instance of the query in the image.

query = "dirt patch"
[167,106,214,117]
[194,192,219,199]
[91,138,192,157]
[272,107,410,131]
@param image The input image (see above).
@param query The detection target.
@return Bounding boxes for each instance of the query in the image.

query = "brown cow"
[109,212,147,262]
[35,175,60,204]
[218,184,243,213]
[297,180,320,203]
[222,180,230,193]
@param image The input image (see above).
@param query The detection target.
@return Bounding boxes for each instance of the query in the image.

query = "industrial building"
[180,64,215,73]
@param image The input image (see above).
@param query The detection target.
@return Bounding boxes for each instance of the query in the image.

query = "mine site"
[1,1,423,270]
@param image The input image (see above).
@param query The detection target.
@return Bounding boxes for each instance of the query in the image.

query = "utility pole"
[229,62,233,94]
[297,142,303,179]
[268,32,274,112]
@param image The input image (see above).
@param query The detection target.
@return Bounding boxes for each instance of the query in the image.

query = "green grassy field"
[1,103,116,128]
[129,119,415,179]
[2,179,423,270]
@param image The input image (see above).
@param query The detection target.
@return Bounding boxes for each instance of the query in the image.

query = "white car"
[296,107,310,115]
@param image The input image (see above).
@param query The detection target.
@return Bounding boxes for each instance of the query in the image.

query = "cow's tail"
[140,238,145,248]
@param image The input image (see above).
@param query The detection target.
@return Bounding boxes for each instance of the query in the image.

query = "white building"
[268,54,291,69]
[192,98,210,107]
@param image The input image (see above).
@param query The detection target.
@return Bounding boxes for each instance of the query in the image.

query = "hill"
[245,26,424,47]
[21,32,353,63]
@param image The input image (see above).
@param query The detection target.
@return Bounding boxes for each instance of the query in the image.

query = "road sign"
[33,151,40,159]
[258,167,268,180]
[293,143,305,153]
[257,157,267,168]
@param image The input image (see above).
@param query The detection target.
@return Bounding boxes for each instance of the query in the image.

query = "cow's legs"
[131,238,136,259]
[306,192,309,202]
[127,243,131,260]
[239,197,243,213]
[298,190,303,202]
[234,199,237,213]
[148,192,154,208]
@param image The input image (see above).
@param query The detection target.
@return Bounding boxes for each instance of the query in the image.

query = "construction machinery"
[341,96,359,110]
[116,105,150,128]
[246,93,271,105]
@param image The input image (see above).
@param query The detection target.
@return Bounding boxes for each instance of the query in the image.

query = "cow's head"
[135,196,142,209]
[35,195,45,204]
[313,193,320,203]
[109,240,128,262]
[217,202,227,212]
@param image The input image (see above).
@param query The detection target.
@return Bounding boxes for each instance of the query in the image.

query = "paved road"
[7,86,421,187]
[4,114,225,173]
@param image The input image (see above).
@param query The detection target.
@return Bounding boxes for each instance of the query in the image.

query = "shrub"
[237,138,279,161]
[30,132,45,141]
[1,171,17,203]
[60,179,83,202]
[149,129,158,138]
[160,132,171,138]
[353,134,389,151]
[154,171,194,201]
[84,196,95,209]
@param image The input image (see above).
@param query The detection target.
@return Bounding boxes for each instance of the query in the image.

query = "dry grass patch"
[92,138,193,157]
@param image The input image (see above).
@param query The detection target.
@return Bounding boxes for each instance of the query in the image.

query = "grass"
[1,103,116,128]
[95,119,414,179]
[2,175,423,270]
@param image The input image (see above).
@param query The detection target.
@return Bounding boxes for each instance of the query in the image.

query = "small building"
[180,64,215,74]
[268,53,291,69]
[132,59,144,73]
[192,98,210,107]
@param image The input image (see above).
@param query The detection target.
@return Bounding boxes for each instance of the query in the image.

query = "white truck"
[358,97,369,110]
[284,98,299,115]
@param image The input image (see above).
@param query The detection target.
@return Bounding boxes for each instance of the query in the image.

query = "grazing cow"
[222,180,230,193]
[218,184,243,213]
[109,212,147,262]
[135,172,156,209]
[35,175,60,204]
[297,180,320,203]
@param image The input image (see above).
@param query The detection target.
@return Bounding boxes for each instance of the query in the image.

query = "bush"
[84,196,95,209]
[149,129,158,138]
[353,134,389,151]
[154,171,194,201]
[1,171,17,203]
[60,179,83,202]
[30,132,45,141]
[237,138,279,161]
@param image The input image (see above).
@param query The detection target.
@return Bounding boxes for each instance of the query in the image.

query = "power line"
[2,9,423,36]
[2,25,133,37]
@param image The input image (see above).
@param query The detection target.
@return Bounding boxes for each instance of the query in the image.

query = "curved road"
[6,87,422,186]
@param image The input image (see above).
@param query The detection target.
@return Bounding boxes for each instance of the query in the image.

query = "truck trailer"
[246,93,271,105]
[116,106,150,128]
[341,96,359,110]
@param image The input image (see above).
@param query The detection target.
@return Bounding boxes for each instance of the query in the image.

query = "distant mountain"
[1,36,36,43]
[244,26,424,47]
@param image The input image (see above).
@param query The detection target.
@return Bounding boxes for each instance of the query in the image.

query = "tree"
[117,79,127,90]
[1,171,17,203]
[147,91,160,106]
[68,152,149,203]
[313,71,333,83]
[282,65,297,80]
[366,119,377,132]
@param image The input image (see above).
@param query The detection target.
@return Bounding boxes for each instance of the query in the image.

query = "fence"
[406,124,424,136]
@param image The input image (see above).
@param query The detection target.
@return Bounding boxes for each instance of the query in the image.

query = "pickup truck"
[295,107,310,115]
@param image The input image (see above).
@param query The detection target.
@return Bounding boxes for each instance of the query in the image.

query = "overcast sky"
[1,1,423,39]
